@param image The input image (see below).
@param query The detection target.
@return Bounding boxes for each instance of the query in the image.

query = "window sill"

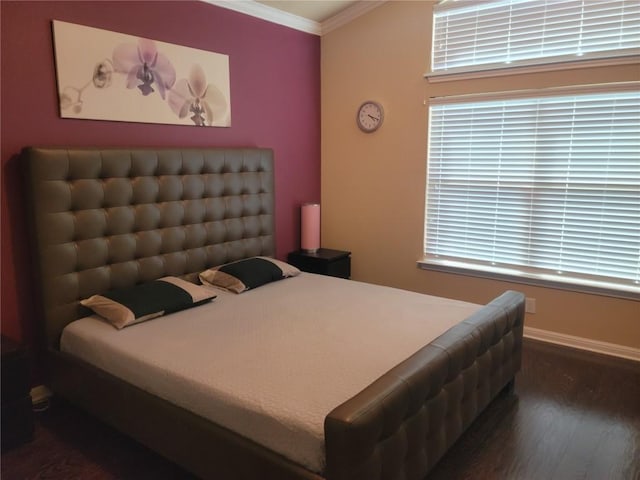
[417,259,640,302]
[424,55,640,83]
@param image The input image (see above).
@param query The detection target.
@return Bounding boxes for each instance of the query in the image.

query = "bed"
[23,146,525,480]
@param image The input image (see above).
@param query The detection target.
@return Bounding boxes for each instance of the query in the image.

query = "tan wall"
[321,0,640,349]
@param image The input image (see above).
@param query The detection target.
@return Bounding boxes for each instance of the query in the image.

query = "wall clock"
[356,101,384,133]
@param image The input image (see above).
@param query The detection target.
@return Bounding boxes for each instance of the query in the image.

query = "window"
[431,0,640,76]
[422,86,640,298]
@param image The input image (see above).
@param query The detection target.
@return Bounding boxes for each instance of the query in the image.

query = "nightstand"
[287,248,351,279]
[1,335,34,450]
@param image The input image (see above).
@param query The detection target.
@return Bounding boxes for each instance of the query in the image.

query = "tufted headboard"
[23,147,275,349]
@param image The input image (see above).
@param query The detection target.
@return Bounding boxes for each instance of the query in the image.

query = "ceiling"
[255,1,360,23]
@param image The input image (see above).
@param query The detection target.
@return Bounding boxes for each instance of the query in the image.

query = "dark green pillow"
[81,277,215,329]
[199,257,300,293]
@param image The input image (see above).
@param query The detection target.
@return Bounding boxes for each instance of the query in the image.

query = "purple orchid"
[168,64,227,126]
[112,38,175,99]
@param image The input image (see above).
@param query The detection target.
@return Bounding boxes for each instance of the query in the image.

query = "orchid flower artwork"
[52,21,230,127]
[112,38,176,99]
[168,64,228,126]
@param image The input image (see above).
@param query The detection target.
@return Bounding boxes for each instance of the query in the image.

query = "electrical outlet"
[525,297,536,314]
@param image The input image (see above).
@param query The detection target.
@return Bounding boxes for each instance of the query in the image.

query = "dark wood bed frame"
[23,146,525,480]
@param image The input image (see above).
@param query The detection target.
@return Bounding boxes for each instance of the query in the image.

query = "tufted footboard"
[324,290,525,480]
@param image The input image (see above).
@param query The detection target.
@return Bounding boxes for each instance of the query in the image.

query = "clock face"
[357,101,384,133]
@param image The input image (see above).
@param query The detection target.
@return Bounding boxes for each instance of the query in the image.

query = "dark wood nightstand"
[1,335,34,450]
[287,248,351,279]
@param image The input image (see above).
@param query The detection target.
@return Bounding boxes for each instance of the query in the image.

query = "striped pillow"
[81,277,216,329]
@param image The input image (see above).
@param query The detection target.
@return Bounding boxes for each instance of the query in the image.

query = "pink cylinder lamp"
[301,203,320,253]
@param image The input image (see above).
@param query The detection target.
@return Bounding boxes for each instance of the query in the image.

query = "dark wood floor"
[2,339,639,480]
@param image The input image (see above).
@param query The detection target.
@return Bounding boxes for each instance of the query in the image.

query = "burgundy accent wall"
[0,1,320,357]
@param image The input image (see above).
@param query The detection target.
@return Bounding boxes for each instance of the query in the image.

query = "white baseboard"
[524,326,640,362]
[30,385,52,404]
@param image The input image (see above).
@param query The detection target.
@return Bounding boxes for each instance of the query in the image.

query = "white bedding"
[61,273,482,473]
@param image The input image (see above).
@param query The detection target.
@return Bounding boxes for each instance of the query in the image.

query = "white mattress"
[61,273,482,473]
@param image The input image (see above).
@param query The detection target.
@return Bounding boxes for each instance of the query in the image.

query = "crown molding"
[204,1,386,36]
[205,1,321,35]
[321,1,386,35]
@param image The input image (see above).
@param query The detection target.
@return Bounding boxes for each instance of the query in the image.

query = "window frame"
[419,83,640,301]
[426,0,640,82]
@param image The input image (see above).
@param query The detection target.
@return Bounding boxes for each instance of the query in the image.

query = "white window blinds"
[424,88,640,295]
[432,0,640,74]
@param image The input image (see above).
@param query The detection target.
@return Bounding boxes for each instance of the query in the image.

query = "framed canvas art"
[52,20,231,127]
